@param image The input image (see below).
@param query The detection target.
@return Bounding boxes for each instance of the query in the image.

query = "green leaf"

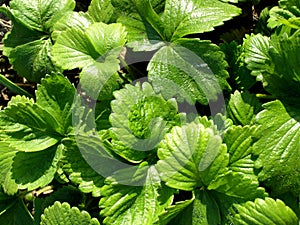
[268,0,300,29]
[99,164,174,225]
[52,22,126,70]
[253,100,300,193]
[232,198,298,225]
[8,39,61,83]
[9,0,75,32]
[224,125,256,164]
[52,11,92,40]
[148,39,230,105]
[11,144,63,191]
[0,191,34,225]
[243,32,300,102]
[0,143,18,195]
[40,201,100,225]
[87,0,114,23]
[227,91,262,126]
[34,186,82,225]
[36,73,75,134]
[155,198,194,225]
[0,96,61,152]
[156,121,228,191]
[109,82,183,162]
[61,139,105,197]
[161,0,241,41]
[208,171,266,200]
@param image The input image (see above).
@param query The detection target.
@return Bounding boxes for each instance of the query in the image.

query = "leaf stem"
[0,73,33,98]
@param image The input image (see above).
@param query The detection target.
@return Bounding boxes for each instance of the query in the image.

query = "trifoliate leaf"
[99,164,174,225]
[156,122,229,191]
[232,198,298,225]
[9,0,75,32]
[36,73,75,134]
[87,0,114,23]
[109,82,183,162]
[11,144,63,191]
[148,39,230,105]
[61,139,105,197]
[0,190,34,225]
[227,91,262,126]
[40,201,100,225]
[253,100,300,193]
[268,0,300,29]
[161,0,241,41]
[52,22,126,70]
[0,96,61,151]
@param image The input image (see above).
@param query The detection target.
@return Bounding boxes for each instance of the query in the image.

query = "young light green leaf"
[227,91,262,126]
[36,73,75,134]
[40,201,100,225]
[0,96,61,152]
[11,144,62,191]
[52,22,126,70]
[99,164,174,225]
[109,82,183,162]
[232,198,298,225]
[148,39,230,105]
[156,122,229,191]
[87,0,114,23]
[253,100,300,194]
[161,0,241,41]
[9,0,75,32]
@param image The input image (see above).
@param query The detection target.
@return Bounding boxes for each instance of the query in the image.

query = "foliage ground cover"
[0,0,299,224]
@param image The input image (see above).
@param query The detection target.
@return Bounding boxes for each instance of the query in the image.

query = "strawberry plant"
[0,0,299,224]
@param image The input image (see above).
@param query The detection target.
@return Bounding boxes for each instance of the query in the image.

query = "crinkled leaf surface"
[9,0,75,32]
[156,121,229,191]
[148,39,230,105]
[232,198,298,225]
[253,100,300,193]
[227,90,262,126]
[99,164,174,225]
[52,22,126,70]
[41,201,100,225]
[243,32,300,102]
[268,0,300,29]
[109,82,183,162]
